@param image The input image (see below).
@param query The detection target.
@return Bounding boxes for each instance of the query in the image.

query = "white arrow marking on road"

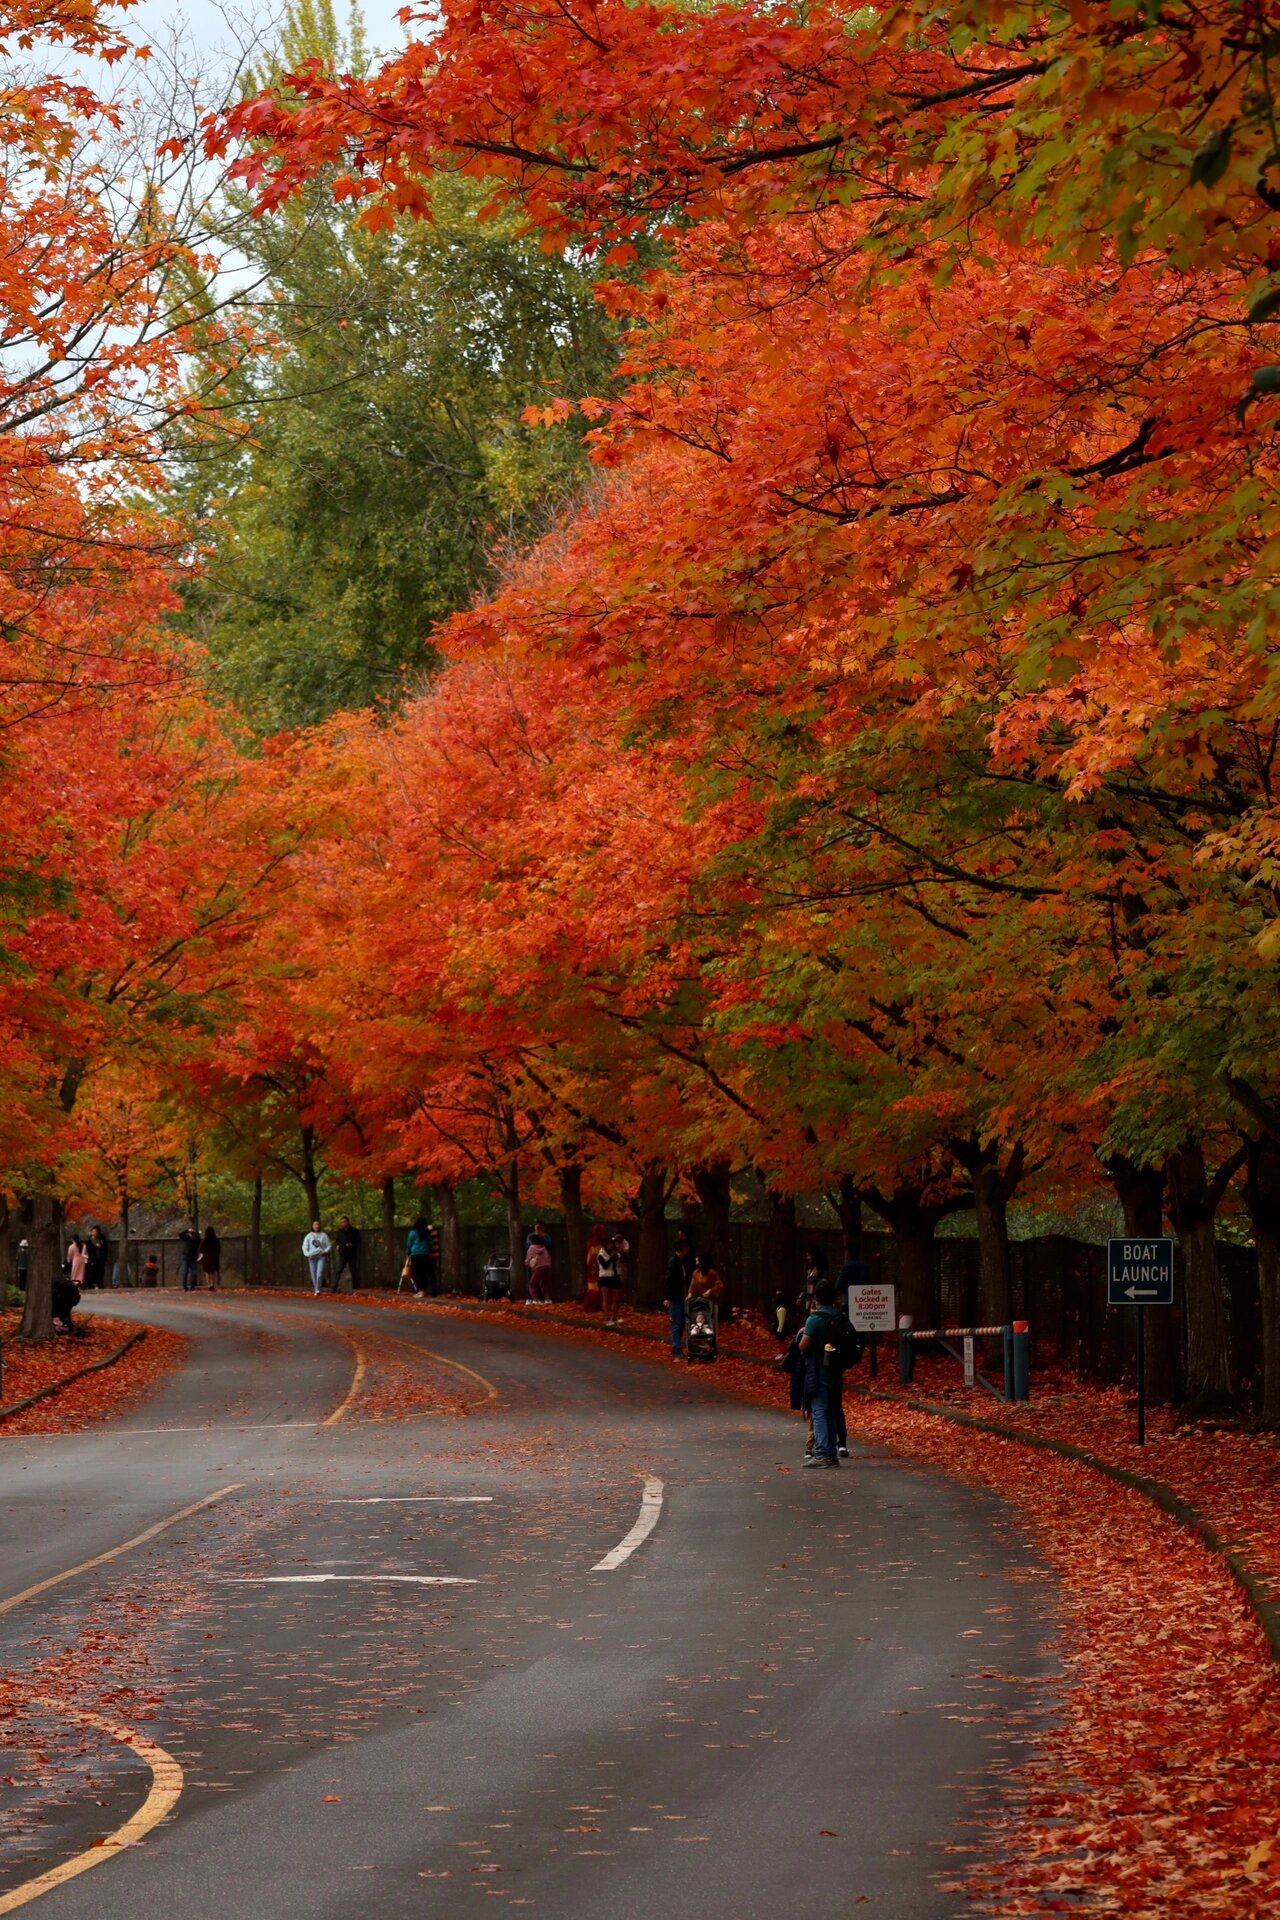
[229,1574,477,1585]
[593,1478,665,1572]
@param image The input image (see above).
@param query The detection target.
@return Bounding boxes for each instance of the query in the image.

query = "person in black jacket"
[52,1272,83,1335]
[84,1226,109,1291]
[334,1217,362,1291]
[178,1223,201,1292]
[664,1229,697,1358]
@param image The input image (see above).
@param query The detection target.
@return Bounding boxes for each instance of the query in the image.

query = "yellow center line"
[0,1700,183,1914]
[368,1327,500,1406]
[321,1333,368,1426]
[0,1484,243,1619]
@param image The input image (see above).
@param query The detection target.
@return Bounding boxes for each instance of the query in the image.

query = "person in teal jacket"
[406,1216,437,1297]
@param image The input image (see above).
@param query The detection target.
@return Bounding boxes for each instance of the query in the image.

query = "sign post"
[849,1282,896,1381]
[1106,1237,1174,1444]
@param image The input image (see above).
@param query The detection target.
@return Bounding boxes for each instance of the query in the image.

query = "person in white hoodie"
[302,1221,332,1294]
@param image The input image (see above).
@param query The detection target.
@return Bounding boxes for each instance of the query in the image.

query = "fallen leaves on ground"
[0,1310,187,1435]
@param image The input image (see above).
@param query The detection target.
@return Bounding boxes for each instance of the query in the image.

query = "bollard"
[898,1315,915,1386]
[1002,1324,1014,1403]
[1012,1320,1031,1402]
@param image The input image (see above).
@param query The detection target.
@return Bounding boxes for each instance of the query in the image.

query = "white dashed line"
[593,1479,665,1571]
[228,1574,477,1586]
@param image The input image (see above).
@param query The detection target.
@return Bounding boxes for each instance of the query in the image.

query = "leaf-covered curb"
[853,1382,1280,1668]
[0,1328,147,1423]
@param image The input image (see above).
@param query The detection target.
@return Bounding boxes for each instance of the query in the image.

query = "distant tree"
[177,0,617,729]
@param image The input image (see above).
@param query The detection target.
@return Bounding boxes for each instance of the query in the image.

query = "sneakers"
[838,1447,850,1459]
[802,1454,827,1468]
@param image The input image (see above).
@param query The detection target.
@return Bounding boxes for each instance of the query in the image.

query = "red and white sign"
[848,1282,896,1333]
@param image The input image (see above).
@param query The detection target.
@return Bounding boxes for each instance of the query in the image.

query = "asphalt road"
[0,1293,1056,1918]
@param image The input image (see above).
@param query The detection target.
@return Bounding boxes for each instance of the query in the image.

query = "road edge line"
[0,1699,182,1914]
[384,1332,499,1406]
[322,1334,368,1425]
[593,1478,664,1571]
[0,1483,243,1618]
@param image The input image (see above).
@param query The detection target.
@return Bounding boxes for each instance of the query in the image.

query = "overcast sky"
[130,0,411,66]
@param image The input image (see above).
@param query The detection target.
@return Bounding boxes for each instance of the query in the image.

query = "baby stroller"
[481,1254,512,1302]
[686,1299,718,1363]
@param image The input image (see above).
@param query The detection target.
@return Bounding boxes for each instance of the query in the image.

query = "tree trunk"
[249,1176,263,1288]
[117,1177,132,1290]
[1166,1139,1241,1411]
[865,1177,973,1327]
[635,1166,669,1309]
[892,1211,936,1328]
[692,1161,735,1304]
[435,1182,463,1294]
[765,1187,799,1306]
[560,1163,587,1301]
[1107,1154,1178,1404]
[18,1195,62,1342]
[381,1177,398,1288]
[831,1174,862,1261]
[1242,1134,1280,1426]
[950,1137,1025,1338]
[300,1124,321,1223]
[971,1163,1013,1327]
[504,1160,523,1270]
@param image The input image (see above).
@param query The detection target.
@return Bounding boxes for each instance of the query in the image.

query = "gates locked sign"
[848,1282,896,1333]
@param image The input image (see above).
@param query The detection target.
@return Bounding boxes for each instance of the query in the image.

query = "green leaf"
[1190,125,1234,188]
[1248,286,1280,325]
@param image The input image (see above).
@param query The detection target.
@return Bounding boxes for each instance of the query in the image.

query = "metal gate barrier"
[897,1319,1031,1402]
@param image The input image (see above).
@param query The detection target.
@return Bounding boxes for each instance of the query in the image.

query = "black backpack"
[822,1309,864,1374]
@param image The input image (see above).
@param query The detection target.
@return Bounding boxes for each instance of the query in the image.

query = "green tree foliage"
[179,0,616,729]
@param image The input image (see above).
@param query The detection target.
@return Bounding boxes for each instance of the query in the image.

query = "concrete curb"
[0,1328,148,1424]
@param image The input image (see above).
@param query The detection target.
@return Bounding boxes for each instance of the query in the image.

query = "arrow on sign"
[1125,1286,1162,1299]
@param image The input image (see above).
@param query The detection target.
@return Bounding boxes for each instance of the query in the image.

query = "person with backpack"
[798,1276,862,1467]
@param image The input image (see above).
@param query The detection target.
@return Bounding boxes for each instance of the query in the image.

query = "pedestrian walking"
[524,1222,552,1304]
[15,1238,28,1291]
[85,1225,109,1291]
[334,1216,362,1291]
[302,1221,331,1295]
[406,1216,436,1297]
[597,1232,628,1326]
[66,1236,88,1290]
[200,1225,221,1291]
[584,1226,606,1313]
[798,1277,861,1467]
[178,1222,201,1292]
[142,1252,160,1288]
[664,1228,696,1358]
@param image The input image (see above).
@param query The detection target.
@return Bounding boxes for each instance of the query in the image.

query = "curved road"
[0,1294,1055,1917]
